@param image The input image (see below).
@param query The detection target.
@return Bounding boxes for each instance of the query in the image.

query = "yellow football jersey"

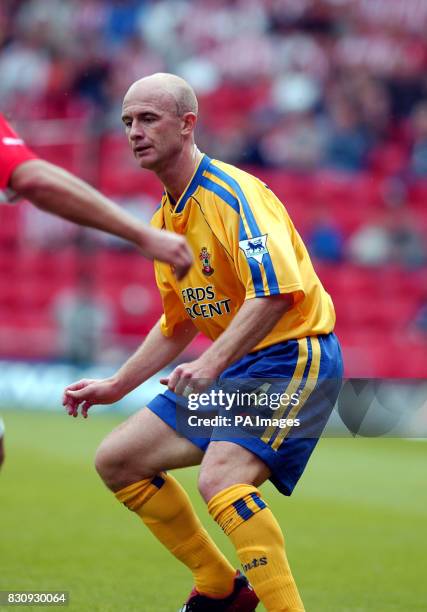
[151,154,336,351]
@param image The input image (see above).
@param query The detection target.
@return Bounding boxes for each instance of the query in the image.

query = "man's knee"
[94,438,155,492]
[94,441,120,487]
[198,456,241,502]
[198,442,271,503]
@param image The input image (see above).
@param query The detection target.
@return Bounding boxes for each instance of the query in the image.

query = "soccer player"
[0,112,192,278]
[63,74,344,612]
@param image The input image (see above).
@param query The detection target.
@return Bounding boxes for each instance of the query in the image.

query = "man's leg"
[199,441,305,612]
[95,407,237,597]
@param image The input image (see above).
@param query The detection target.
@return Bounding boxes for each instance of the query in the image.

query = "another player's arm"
[164,294,293,395]
[63,319,198,417]
[9,160,192,278]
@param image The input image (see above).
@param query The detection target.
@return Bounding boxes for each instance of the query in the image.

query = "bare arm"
[10,159,192,279]
[165,294,293,395]
[63,319,198,417]
[114,319,198,395]
[202,294,293,371]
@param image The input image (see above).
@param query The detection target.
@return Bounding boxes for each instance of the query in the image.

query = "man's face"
[121,85,185,172]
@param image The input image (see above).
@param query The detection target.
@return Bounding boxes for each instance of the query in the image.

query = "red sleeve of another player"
[0,114,38,188]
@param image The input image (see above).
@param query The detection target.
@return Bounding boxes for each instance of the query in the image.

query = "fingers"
[64,394,93,419]
[165,367,182,393]
[160,367,212,397]
[152,232,193,280]
[62,377,120,418]
[64,395,79,418]
[62,379,90,405]
[172,240,193,280]
[63,379,95,418]
[175,372,192,397]
[81,401,92,419]
[174,259,191,280]
[164,366,193,396]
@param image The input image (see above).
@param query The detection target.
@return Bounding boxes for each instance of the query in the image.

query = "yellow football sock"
[208,483,305,612]
[115,473,236,598]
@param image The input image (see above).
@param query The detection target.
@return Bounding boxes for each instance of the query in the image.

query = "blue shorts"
[147,333,343,496]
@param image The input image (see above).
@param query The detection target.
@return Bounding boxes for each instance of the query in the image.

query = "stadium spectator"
[0,27,50,115]
[323,96,370,172]
[54,273,114,367]
[64,72,343,612]
[347,213,392,267]
[388,208,426,268]
[307,208,344,263]
[411,296,427,336]
[255,112,325,169]
[409,101,427,177]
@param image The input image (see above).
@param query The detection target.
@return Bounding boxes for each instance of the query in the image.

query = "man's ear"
[181,112,197,136]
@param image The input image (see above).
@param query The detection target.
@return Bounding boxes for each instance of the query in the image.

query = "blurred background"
[1,0,427,400]
[1,4,427,611]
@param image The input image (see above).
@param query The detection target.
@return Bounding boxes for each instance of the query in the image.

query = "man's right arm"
[63,319,198,418]
[10,160,192,279]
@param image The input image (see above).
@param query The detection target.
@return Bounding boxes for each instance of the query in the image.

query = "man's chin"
[136,156,157,170]
[136,154,163,173]
[135,153,157,170]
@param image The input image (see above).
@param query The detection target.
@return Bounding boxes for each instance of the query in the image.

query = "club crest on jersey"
[199,246,214,276]
[239,234,269,264]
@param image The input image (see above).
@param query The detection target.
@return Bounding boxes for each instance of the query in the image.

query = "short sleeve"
[0,115,37,189]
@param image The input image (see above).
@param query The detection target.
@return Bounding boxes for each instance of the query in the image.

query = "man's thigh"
[97,407,204,483]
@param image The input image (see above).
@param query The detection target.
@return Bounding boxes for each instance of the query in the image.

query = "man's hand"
[63,377,125,418]
[140,227,193,280]
[160,358,220,396]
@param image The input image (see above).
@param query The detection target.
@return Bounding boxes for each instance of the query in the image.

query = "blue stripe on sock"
[232,498,254,521]
[151,475,165,489]
[250,492,267,510]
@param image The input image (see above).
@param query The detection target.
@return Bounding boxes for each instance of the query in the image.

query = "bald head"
[124,73,198,117]
[121,73,200,174]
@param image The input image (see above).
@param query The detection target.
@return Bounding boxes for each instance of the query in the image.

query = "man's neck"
[157,144,203,204]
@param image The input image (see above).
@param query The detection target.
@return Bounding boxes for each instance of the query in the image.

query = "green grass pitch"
[1,409,426,611]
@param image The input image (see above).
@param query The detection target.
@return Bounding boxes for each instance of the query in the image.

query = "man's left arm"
[163,294,292,395]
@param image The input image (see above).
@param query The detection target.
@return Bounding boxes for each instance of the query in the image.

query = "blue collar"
[174,154,212,213]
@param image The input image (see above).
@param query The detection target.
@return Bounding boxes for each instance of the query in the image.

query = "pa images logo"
[239,234,269,264]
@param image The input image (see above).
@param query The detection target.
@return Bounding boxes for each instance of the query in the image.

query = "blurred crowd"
[1,0,427,176]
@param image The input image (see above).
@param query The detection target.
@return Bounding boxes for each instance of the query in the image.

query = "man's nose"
[129,121,144,140]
